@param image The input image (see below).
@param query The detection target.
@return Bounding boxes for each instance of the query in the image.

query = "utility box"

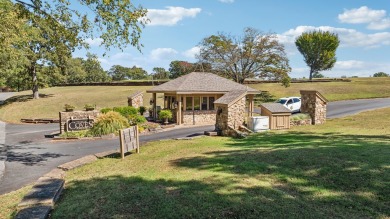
[248,116,269,132]
[260,103,292,130]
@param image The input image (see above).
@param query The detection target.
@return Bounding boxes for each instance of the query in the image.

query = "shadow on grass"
[52,132,389,218]
[0,94,54,107]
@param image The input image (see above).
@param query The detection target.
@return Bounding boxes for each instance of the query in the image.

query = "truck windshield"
[276,99,287,104]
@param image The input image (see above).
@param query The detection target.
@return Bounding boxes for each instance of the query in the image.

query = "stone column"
[300,90,328,125]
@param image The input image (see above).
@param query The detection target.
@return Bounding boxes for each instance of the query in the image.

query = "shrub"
[139,106,147,115]
[100,108,113,114]
[291,113,311,121]
[84,104,95,111]
[64,104,75,112]
[113,106,138,117]
[159,109,173,122]
[88,111,129,137]
[60,130,92,138]
[128,114,147,126]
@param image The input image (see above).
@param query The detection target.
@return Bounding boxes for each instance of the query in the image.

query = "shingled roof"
[260,103,292,113]
[147,72,259,94]
[214,90,247,106]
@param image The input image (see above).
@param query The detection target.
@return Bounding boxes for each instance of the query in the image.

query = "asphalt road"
[0,93,389,195]
[327,98,390,118]
[0,124,214,195]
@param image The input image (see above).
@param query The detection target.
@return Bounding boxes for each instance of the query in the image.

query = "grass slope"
[0,86,163,123]
[48,108,390,218]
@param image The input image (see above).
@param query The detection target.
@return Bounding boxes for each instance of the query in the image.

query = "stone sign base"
[59,110,100,134]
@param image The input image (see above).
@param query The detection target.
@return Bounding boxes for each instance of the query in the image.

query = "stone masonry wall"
[128,91,143,108]
[215,97,246,136]
[59,110,100,134]
[300,91,327,125]
[182,110,216,125]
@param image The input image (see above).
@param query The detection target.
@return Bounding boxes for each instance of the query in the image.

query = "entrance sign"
[66,119,94,131]
[119,126,140,159]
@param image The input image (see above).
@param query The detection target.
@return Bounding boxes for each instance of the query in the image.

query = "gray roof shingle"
[260,103,292,113]
[147,72,258,93]
[214,90,247,105]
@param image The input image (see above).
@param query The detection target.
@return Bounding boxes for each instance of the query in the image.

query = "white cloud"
[85,38,103,46]
[150,48,178,60]
[111,53,132,60]
[277,26,390,49]
[338,6,390,30]
[98,58,109,65]
[334,60,366,69]
[146,7,202,26]
[218,0,234,3]
[183,46,200,59]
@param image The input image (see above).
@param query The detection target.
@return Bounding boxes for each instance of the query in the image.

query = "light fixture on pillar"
[172,101,178,109]
[149,98,154,105]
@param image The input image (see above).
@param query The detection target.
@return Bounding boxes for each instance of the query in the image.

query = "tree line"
[1,0,343,98]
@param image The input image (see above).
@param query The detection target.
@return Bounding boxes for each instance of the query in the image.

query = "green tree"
[313,72,325,78]
[373,72,389,77]
[295,30,339,80]
[152,67,170,80]
[128,66,148,80]
[169,61,194,79]
[109,65,130,81]
[83,53,110,83]
[198,27,291,85]
[2,0,148,98]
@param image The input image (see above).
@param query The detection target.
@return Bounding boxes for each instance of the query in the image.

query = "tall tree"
[152,67,170,80]
[2,0,148,98]
[83,53,111,82]
[169,61,194,79]
[198,27,291,85]
[295,30,339,80]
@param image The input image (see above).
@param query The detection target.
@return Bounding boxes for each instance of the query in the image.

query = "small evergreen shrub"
[139,106,147,115]
[100,108,113,114]
[159,110,173,122]
[291,113,311,121]
[128,114,147,126]
[89,111,129,136]
[113,106,138,117]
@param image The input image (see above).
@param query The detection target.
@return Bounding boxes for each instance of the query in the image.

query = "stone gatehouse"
[146,72,259,135]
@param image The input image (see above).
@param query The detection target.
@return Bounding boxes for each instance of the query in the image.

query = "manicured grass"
[0,185,32,219]
[250,77,390,101]
[50,108,390,218]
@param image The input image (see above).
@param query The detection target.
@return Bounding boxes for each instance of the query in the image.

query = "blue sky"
[76,0,390,78]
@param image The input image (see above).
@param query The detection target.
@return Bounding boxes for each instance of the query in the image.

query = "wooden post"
[176,94,182,125]
[152,93,157,120]
[119,129,125,159]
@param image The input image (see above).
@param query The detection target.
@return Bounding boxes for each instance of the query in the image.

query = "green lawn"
[0,77,389,123]
[47,108,390,218]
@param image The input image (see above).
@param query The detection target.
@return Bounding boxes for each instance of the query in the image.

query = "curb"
[14,150,118,219]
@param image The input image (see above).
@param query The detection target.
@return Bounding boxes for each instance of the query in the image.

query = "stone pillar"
[300,90,328,125]
[127,91,143,108]
[59,110,100,134]
[215,96,246,136]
